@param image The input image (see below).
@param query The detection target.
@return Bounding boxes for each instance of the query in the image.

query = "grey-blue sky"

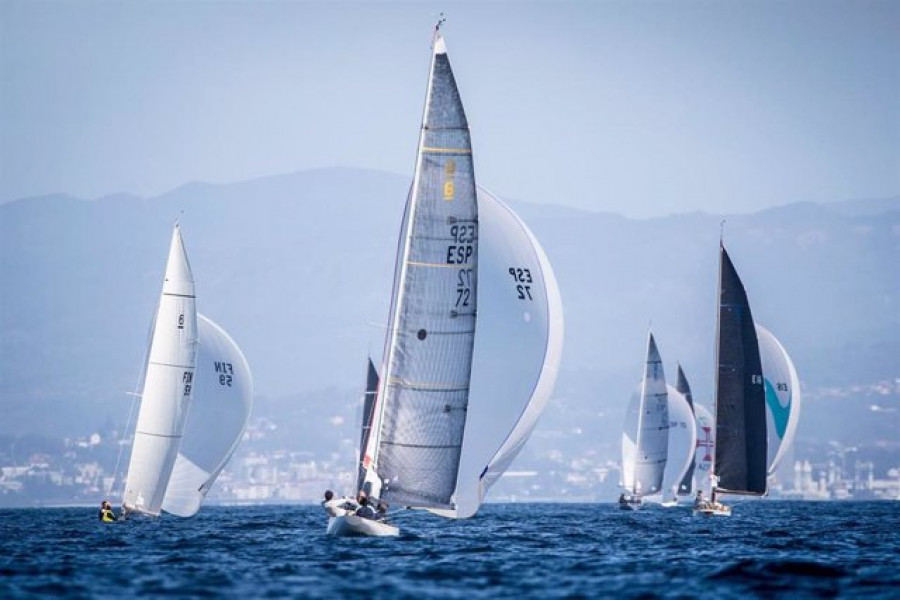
[1,0,897,217]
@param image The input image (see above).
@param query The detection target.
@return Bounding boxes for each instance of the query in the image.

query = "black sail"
[714,244,768,495]
[675,364,696,495]
[357,358,379,492]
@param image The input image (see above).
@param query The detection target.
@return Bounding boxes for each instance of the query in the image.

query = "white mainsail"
[435,188,563,519]
[359,32,562,519]
[621,333,669,496]
[756,324,801,475]
[363,32,479,510]
[659,383,697,500]
[161,314,253,517]
[123,225,198,516]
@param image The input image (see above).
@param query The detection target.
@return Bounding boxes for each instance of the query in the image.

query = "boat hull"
[693,503,732,517]
[326,515,399,537]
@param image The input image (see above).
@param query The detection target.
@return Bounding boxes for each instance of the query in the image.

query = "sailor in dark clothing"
[374,501,389,522]
[354,495,376,520]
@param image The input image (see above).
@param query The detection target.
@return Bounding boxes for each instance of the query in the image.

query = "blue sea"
[1,502,898,598]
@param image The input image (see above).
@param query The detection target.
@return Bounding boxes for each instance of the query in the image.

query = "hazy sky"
[1,0,897,217]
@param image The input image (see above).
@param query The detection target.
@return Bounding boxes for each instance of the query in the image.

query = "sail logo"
[696,426,713,463]
[447,223,475,265]
[182,371,193,397]
[508,267,534,301]
[764,378,791,439]
[443,159,456,201]
[215,361,234,387]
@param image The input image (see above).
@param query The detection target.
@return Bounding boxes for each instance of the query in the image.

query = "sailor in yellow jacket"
[98,500,117,522]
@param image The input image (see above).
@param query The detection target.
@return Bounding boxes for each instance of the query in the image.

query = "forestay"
[368,33,479,510]
[161,314,253,517]
[123,225,198,516]
[756,324,801,476]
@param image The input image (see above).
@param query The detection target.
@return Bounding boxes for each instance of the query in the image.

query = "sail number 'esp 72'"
[508,267,534,301]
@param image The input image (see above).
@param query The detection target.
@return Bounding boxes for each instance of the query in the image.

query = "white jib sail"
[123,225,197,516]
[693,402,716,495]
[161,314,253,517]
[756,324,801,475]
[433,188,564,519]
[622,333,669,495]
[659,383,697,500]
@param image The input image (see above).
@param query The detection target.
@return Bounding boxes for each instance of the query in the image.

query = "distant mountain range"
[1,168,898,451]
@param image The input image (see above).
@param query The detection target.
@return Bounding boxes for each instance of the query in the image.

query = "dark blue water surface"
[1,502,898,598]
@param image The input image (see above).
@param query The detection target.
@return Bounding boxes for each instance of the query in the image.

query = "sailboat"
[619,332,669,510]
[695,242,767,516]
[655,366,697,507]
[121,225,252,518]
[756,324,801,476]
[328,29,563,536]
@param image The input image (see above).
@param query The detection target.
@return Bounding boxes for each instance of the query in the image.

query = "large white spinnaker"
[621,333,669,496]
[161,314,253,517]
[434,188,563,519]
[660,383,697,500]
[756,324,801,476]
[123,225,198,516]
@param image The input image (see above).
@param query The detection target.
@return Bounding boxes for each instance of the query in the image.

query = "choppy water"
[1,502,898,598]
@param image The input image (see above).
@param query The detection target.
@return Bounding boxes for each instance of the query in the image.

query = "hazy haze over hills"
[1,168,897,453]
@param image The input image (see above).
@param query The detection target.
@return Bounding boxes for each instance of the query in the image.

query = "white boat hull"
[693,502,732,517]
[326,515,399,537]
